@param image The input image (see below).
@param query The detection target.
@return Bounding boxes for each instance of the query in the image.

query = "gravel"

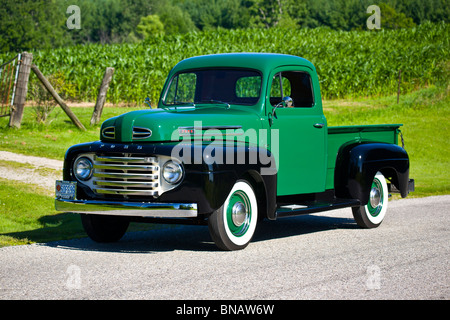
[0,151,63,193]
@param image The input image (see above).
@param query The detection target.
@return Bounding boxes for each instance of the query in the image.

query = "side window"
[270,74,291,106]
[165,72,196,104]
[270,71,314,108]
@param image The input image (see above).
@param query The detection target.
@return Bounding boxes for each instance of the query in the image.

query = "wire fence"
[0,54,21,117]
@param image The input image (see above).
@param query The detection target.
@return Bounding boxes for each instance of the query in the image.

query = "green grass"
[0,179,168,247]
[0,105,145,159]
[324,85,450,197]
[0,176,171,247]
[0,106,158,247]
[0,178,85,246]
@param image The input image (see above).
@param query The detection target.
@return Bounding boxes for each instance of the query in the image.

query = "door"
[268,67,327,196]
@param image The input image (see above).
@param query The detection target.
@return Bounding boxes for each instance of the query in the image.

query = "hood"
[100,106,262,143]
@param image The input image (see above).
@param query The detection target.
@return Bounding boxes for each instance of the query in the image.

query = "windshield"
[163,69,261,106]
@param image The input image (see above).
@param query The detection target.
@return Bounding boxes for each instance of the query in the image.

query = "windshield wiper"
[196,100,230,109]
[164,102,196,111]
[172,102,196,107]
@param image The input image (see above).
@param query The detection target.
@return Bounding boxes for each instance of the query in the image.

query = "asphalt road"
[1,195,448,300]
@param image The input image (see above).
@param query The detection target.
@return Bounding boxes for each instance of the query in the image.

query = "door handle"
[313,123,325,128]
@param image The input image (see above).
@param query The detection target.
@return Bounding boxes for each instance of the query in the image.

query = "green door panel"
[267,66,327,196]
[271,109,327,195]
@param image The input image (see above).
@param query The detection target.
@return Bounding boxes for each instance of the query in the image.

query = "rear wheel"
[81,214,129,243]
[352,171,388,228]
[208,180,258,251]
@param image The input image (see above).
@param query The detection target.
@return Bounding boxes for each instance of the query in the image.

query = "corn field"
[2,22,448,105]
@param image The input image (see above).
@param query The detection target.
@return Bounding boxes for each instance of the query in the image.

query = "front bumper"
[55,199,198,218]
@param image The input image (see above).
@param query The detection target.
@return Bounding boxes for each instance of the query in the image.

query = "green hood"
[100,106,263,143]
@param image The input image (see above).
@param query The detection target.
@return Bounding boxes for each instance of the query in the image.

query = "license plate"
[55,180,77,200]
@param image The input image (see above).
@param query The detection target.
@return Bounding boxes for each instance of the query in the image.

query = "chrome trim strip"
[94,155,157,163]
[178,125,243,131]
[132,127,152,139]
[93,188,159,196]
[93,163,159,171]
[178,125,244,137]
[93,172,158,180]
[93,180,159,188]
[55,199,198,218]
[101,126,115,139]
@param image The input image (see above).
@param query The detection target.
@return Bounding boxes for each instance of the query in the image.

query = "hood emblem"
[178,125,242,136]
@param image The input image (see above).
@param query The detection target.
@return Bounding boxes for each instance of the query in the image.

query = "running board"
[276,198,361,218]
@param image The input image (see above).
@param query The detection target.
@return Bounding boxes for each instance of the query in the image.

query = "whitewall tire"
[208,180,258,250]
[352,171,389,228]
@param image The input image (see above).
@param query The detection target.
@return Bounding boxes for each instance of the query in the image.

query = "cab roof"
[171,53,316,74]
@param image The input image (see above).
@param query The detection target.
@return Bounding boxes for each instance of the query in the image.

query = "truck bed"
[326,124,402,189]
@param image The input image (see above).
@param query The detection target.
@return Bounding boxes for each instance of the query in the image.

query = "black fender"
[63,141,277,217]
[164,143,277,217]
[334,142,410,203]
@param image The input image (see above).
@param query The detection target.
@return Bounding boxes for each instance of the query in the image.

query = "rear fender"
[334,142,410,203]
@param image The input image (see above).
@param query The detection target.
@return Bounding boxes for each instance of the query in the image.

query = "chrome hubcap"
[369,185,381,208]
[231,201,247,227]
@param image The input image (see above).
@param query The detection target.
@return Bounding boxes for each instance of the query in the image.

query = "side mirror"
[145,97,152,108]
[282,96,293,108]
[271,96,293,122]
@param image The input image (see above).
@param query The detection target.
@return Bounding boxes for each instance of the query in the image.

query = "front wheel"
[352,171,389,228]
[81,214,129,243]
[208,180,258,251]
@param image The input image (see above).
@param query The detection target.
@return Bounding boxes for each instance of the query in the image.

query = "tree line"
[1,0,448,53]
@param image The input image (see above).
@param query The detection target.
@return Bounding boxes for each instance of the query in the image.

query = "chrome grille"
[92,155,159,197]
[132,127,152,139]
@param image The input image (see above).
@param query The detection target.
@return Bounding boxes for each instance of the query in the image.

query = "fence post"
[31,64,86,131]
[90,67,114,126]
[9,52,33,128]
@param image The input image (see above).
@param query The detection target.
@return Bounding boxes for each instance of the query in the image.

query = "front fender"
[164,143,277,216]
[334,142,410,203]
[62,141,277,216]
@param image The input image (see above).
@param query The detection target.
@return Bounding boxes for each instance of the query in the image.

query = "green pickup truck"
[55,53,414,250]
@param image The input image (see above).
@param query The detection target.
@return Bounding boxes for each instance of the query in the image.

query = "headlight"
[74,157,93,181]
[162,160,183,184]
